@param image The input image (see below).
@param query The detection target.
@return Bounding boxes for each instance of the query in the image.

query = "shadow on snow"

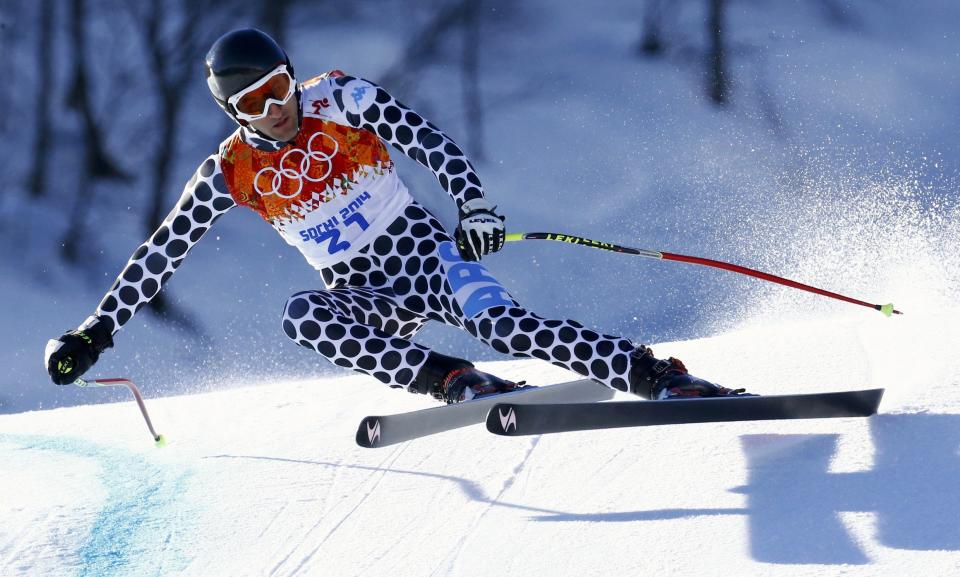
[212,412,959,566]
[535,413,960,565]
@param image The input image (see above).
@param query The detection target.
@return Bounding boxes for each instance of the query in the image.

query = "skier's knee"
[281,292,308,341]
[281,291,334,343]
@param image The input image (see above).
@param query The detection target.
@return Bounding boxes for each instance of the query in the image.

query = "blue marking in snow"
[0,434,195,577]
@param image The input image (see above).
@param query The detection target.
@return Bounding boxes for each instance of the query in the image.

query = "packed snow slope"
[2,301,959,577]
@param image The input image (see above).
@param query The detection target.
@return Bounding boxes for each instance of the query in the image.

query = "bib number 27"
[312,212,369,255]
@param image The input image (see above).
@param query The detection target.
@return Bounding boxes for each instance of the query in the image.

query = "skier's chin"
[266,118,299,143]
[249,114,299,143]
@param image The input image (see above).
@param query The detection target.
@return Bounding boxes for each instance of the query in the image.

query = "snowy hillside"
[5,0,960,414]
[2,304,959,577]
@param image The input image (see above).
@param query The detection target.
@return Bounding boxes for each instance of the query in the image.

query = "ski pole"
[73,378,167,447]
[505,232,902,317]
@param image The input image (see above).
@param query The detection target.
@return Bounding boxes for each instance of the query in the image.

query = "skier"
[45,28,749,403]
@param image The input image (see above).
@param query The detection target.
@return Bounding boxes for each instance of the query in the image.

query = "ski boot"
[409,352,524,404]
[628,345,752,400]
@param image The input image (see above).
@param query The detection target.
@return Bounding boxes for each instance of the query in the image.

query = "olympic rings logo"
[254,131,339,199]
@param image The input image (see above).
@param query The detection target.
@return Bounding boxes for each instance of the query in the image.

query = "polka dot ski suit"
[81,70,638,393]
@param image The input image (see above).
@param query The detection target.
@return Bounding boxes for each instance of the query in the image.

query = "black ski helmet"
[205,28,298,124]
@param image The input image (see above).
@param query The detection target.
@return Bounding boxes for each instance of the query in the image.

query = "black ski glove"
[454,198,506,262]
[45,319,114,385]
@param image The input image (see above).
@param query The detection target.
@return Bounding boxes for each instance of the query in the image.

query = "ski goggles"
[227,64,296,122]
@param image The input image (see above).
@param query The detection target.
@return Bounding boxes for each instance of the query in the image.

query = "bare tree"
[61,0,131,263]
[639,0,665,56]
[0,8,15,136]
[380,0,487,157]
[379,2,471,93]
[137,0,219,232]
[461,0,484,159]
[258,0,292,47]
[753,45,787,139]
[28,0,54,199]
[815,0,862,29]
[0,4,21,232]
[121,0,239,324]
[636,0,731,106]
[706,0,728,105]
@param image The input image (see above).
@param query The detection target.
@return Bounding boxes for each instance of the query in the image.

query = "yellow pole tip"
[880,303,895,317]
[154,434,167,448]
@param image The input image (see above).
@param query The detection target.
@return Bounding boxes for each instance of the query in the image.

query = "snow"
[2,306,959,576]
[3,0,960,574]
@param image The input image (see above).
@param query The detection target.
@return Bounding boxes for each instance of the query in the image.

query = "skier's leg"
[281,202,514,401]
[391,229,636,391]
[465,305,636,390]
[427,236,747,399]
[285,201,742,401]
[281,287,431,388]
[281,284,522,401]
[292,285,427,340]
[354,203,646,397]
[301,203,523,403]
[464,302,752,398]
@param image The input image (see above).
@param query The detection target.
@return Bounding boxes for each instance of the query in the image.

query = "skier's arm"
[45,155,236,384]
[329,75,484,210]
[327,75,505,260]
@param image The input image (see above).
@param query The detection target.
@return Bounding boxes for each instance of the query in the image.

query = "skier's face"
[248,96,299,142]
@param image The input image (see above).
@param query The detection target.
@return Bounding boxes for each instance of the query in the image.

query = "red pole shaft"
[506,232,902,316]
[659,252,902,315]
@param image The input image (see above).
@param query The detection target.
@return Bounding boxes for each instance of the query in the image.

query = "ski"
[486,388,884,436]
[356,379,615,448]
